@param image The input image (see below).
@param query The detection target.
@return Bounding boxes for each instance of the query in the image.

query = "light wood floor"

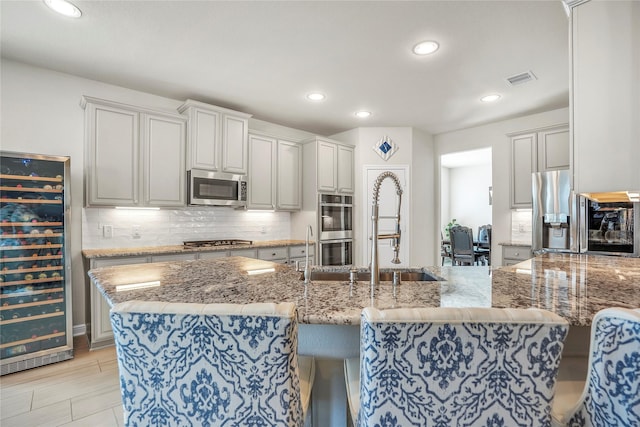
[1,336,123,427]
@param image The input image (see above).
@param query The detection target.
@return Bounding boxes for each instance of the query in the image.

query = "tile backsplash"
[82,207,291,249]
[511,210,532,244]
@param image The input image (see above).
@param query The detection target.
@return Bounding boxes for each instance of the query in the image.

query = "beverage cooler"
[1,152,73,375]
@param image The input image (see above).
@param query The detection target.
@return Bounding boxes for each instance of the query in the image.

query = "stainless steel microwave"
[187,169,247,207]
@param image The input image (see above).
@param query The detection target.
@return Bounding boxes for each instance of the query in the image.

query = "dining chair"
[110,300,315,427]
[449,225,481,265]
[552,307,640,427]
[476,224,492,265]
[440,231,452,266]
[345,306,569,427]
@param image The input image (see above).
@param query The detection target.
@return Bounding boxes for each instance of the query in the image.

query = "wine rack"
[1,153,72,374]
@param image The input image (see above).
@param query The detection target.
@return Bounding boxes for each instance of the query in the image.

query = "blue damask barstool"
[345,307,569,427]
[552,307,640,427]
[110,300,315,427]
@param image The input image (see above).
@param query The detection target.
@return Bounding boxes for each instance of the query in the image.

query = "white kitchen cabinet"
[83,99,139,206]
[142,112,187,207]
[570,1,640,193]
[276,140,302,210]
[509,124,569,208]
[82,96,186,207]
[302,137,355,195]
[247,134,301,211]
[230,248,258,258]
[337,144,355,194]
[198,250,229,259]
[510,132,536,209]
[537,126,570,172]
[317,139,338,193]
[501,244,532,266]
[247,134,277,210]
[87,255,149,349]
[150,253,196,263]
[258,247,288,263]
[178,99,251,175]
[289,244,315,267]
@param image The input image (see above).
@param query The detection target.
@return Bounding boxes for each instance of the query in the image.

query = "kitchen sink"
[301,271,439,282]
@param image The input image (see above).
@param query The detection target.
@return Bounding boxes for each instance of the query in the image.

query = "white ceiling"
[0,1,570,137]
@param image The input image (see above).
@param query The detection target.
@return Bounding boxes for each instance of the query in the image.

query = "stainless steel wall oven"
[318,194,353,265]
[319,239,353,266]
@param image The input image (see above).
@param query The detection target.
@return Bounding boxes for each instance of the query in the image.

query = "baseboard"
[73,324,87,337]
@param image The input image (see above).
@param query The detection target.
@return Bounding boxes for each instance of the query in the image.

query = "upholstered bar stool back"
[552,308,640,427]
[110,300,314,427]
[345,307,569,427]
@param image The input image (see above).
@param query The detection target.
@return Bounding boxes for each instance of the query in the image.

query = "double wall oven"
[318,194,353,266]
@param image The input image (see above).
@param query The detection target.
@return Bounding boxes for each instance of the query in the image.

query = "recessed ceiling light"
[43,0,82,18]
[355,111,371,118]
[306,93,325,101]
[480,94,501,103]
[412,40,439,56]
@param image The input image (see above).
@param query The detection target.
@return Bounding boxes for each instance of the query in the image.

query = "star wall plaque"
[372,135,398,161]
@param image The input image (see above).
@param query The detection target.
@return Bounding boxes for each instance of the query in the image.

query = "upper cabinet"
[570,0,640,193]
[247,134,301,211]
[247,134,277,210]
[509,124,569,208]
[303,137,355,195]
[276,140,302,210]
[178,99,252,175]
[82,96,186,207]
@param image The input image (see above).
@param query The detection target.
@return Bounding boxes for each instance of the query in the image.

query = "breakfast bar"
[88,252,640,328]
[88,252,640,427]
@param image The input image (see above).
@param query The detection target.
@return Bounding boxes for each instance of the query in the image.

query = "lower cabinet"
[258,247,288,263]
[87,256,149,349]
[501,245,533,266]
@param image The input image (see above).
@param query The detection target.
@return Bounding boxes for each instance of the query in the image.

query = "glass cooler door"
[1,152,73,375]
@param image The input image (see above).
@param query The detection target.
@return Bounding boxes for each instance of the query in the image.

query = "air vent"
[506,71,537,86]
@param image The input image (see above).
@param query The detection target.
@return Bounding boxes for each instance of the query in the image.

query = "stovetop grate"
[183,239,253,248]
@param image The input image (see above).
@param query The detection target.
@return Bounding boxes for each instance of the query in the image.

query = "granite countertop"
[88,253,640,327]
[82,239,309,259]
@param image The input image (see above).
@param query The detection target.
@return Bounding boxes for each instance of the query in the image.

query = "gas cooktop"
[183,239,253,248]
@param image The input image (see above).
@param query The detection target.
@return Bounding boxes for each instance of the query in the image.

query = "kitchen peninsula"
[88,252,640,328]
[88,252,640,427]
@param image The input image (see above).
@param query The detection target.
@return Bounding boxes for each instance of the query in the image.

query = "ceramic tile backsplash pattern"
[82,208,290,249]
[511,209,532,243]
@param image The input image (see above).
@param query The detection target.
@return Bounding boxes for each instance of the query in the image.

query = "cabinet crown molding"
[301,136,355,147]
[178,99,252,119]
[80,95,183,119]
[506,123,569,138]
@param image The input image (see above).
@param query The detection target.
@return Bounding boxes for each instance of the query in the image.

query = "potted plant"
[444,218,457,239]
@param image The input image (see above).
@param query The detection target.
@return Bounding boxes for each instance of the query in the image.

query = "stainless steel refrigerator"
[532,169,579,253]
[1,152,73,375]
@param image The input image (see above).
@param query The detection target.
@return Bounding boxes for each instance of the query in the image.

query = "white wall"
[446,163,492,236]
[434,107,569,265]
[332,127,436,266]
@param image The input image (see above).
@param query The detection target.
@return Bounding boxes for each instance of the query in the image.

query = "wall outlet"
[132,225,141,239]
[518,223,526,233]
[102,225,113,239]
[261,226,267,234]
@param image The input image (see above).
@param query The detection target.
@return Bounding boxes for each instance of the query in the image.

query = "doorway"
[362,165,410,268]
[440,148,492,263]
